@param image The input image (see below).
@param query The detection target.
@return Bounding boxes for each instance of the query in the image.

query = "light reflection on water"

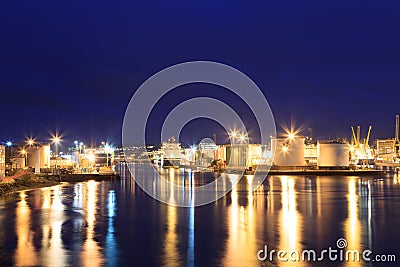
[0,164,400,266]
[15,191,38,266]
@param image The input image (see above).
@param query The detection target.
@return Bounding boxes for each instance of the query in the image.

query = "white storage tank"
[40,145,51,169]
[317,142,349,168]
[272,137,305,166]
[34,144,51,173]
[26,147,37,168]
[13,157,25,169]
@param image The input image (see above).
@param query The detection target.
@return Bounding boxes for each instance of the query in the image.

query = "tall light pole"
[229,131,237,167]
[52,135,61,172]
[5,141,12,169]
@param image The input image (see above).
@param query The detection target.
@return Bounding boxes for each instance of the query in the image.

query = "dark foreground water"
[1,164,400,267]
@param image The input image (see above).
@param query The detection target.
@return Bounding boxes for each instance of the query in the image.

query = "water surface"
[1,164,400,266]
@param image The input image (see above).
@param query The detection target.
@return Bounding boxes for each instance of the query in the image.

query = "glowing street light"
[6,141,12,147]
[27,138,34,146]
[288,133,295,140]
[51,133,63,171]
[282,146,289,153]
[52,136,61,145]
[230,131,237,138]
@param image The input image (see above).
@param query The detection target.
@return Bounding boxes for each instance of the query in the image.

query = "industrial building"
[26,144,51,173]
[0,145,5,177]
[304,144,318,165]
[224,144,248,168]
[317,141,350,168]
[375,139,396,162]
[271,137,306,167]
[12,157,25,169]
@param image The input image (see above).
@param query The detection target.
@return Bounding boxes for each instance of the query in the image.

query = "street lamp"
[5,141,12,168]
[52,135,61,172]
[27,138,34,146]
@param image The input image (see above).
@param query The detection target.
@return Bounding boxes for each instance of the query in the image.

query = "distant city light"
[104,143,114,154]
[88,151,95,162]
[6,141,12,147]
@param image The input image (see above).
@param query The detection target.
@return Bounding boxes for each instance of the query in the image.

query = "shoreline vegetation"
[0,173,60,196]
[0,172,120,197]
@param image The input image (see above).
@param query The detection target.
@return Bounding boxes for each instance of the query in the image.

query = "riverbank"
[0,173,59,196]
[0,173,120,197]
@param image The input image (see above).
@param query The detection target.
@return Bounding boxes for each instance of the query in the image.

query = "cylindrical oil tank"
[272,137,305,166]
[26,147,37,168]
[13,157,25,169]
[40,145,50,169]
[317,142,349,167]
[34,145,51,173]
[35,149,41,173]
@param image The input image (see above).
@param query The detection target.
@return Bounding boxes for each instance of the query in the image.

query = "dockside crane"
[351,126,360,148]
[365,126,372,148]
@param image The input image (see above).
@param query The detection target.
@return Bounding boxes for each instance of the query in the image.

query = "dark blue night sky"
[1,0,399,146]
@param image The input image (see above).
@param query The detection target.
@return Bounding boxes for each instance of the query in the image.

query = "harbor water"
[1,164,400,266]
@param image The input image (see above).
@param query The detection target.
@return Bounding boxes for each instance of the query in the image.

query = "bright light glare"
[50,130,63,145]
[104,143,114,153]
[230,131,237,138]
[281,120,305,140]
[27,139,34,146]
[20,149,26,155]
[6,141,12,147]
[282,146,289,152]
[88,152,95,162]
[53,136,61,144]
[239,135,245,141]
